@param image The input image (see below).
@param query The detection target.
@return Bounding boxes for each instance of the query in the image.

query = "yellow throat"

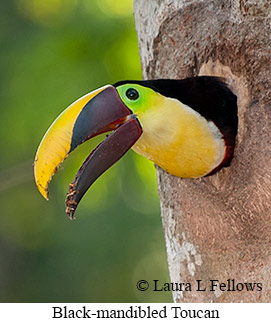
[132,95,225,178]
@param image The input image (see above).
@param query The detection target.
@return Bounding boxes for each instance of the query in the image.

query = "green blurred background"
[0,0,171,302]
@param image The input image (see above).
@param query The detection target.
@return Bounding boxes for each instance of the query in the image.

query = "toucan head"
[34,77,238,219]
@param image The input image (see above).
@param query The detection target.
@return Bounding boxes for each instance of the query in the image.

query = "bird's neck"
[132,96,226,178]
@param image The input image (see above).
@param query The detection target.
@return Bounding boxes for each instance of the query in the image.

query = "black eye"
[125,88,139,100]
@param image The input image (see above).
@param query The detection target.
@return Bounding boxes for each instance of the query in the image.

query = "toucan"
[34,76,238,219]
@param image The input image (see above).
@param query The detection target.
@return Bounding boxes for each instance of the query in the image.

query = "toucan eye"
[125,88,139,100]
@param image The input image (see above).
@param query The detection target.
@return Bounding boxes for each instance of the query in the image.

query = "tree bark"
[133,0,271,302]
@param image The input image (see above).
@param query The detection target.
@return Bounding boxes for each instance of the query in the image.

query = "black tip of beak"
[65,117,142,219]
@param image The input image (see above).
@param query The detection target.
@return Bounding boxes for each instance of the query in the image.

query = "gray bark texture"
[133,0,271,302]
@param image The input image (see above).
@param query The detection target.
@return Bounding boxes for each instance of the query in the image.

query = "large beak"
[34,85,142,219]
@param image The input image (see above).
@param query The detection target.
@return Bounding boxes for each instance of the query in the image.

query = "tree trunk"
[133,0,271,302]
